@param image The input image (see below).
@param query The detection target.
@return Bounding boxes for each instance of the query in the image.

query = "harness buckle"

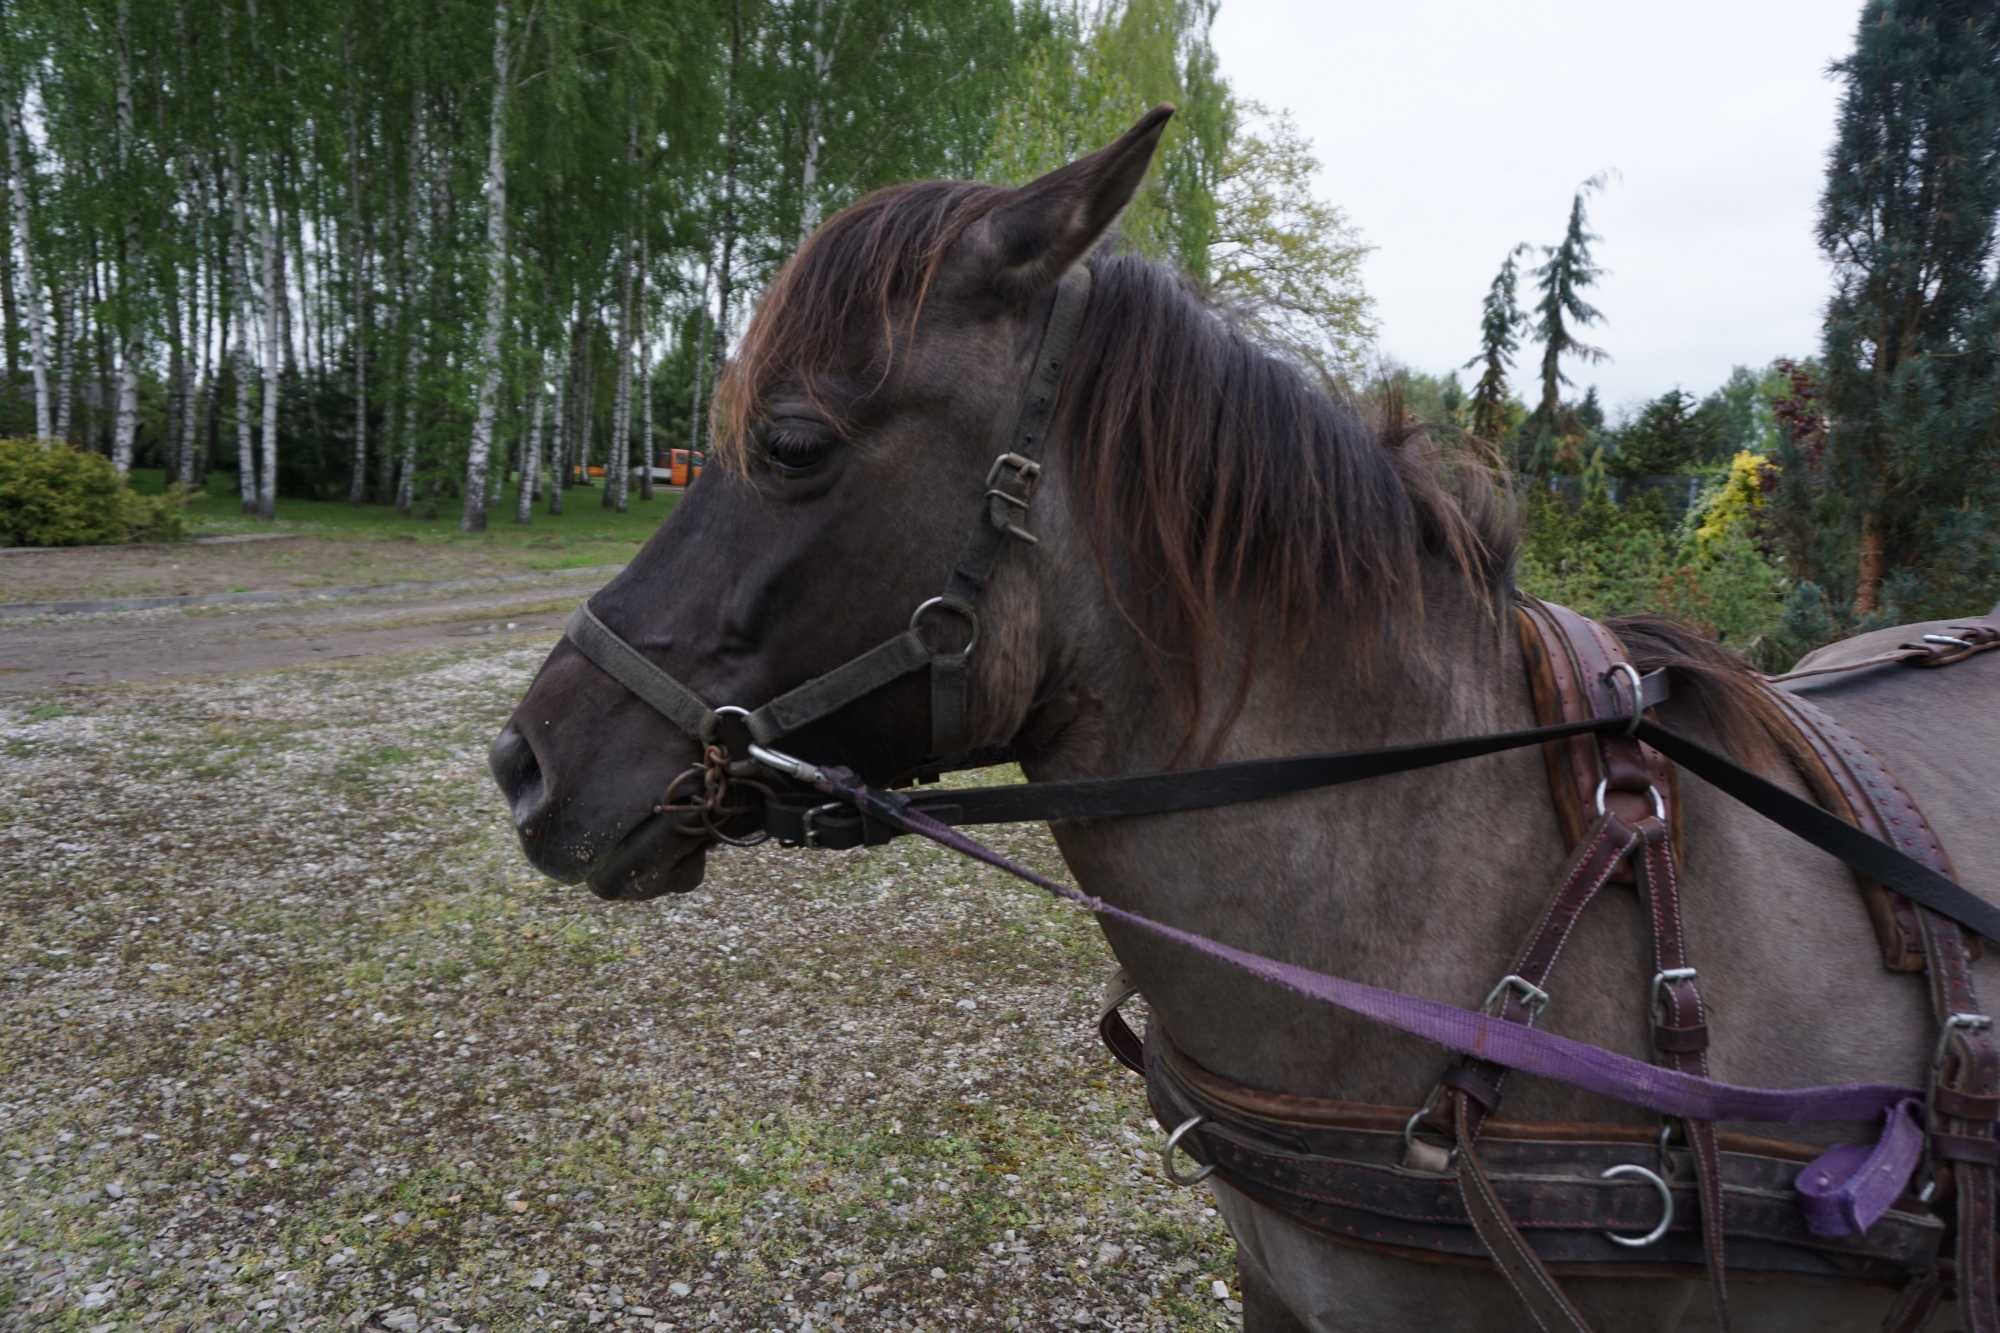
[800,801,849,849]
[984,452,1041,544]
[1933,1012,1993,1073]
[1650,967,1698,1026]
[1482,974,1551,1025]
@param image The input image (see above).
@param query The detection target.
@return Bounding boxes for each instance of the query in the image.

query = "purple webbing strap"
[822,771,1925,1236]
[1795,1099,1926,1238]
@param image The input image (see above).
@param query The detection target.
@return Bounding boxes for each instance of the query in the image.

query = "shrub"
[0,438,188,547]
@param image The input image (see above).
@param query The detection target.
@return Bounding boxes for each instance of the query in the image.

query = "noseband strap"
[562,265,1094,762]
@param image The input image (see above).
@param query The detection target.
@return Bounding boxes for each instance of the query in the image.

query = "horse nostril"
[488,722,549,828]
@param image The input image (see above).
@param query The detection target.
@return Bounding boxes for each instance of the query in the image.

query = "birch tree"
[460,0,515,533]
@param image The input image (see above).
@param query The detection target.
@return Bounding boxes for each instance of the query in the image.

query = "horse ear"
[974,104,1174,295]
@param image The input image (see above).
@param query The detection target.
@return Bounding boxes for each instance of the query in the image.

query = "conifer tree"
[1528,177,1609,473]
[1465,244,1528,452]
[1818,0,2000,614]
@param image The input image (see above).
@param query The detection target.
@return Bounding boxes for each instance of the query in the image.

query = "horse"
[488,108,2000,1330]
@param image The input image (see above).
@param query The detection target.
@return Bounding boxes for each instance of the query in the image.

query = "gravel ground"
[0,631,1236,1331]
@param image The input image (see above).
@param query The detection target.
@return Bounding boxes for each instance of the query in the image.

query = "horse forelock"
[713,179,1009,474]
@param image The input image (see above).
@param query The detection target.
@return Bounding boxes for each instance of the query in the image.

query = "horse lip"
[584,814,712,901]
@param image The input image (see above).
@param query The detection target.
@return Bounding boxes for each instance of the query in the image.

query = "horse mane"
[716,179,1520,730]
[1604,614,1794,764]
[1055,251,1517,713]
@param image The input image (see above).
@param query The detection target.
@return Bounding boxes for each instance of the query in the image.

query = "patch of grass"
[130,468,678,569]
[25,701,69,721]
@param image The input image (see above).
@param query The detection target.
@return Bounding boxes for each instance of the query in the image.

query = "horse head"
[489,109,1175,899]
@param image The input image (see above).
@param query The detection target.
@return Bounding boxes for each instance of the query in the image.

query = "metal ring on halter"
[1923,634,1974,650]
[1605,662,1646,736]
[1600,1163,1674,1247]
[1162,1116,1215,1186]
[1595,778,1667,822]
[701,704,755,747]
[910,596,979,657]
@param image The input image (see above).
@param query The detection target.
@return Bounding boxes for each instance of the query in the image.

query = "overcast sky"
[1209,0,1862,417]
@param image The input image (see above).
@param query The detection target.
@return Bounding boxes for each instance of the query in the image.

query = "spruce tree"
[1464,244,1528,453]
[1818,0,2000,614]
[1527,177,1608,473]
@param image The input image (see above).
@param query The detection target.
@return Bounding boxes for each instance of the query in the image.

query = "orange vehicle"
[667,449,706,487]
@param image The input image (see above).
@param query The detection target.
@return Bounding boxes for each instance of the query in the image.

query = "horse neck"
[1031,563,1571,1101]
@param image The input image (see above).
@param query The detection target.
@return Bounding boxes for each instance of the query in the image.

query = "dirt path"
[0,566,616,693]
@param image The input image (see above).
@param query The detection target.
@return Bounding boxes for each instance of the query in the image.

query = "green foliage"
[1208,103,1374,378]
[982,3,1372,377]
[1515,490,1790,661]
[0,439,186,546]
[1817,0,2000,612]
[1608,388,1718,477]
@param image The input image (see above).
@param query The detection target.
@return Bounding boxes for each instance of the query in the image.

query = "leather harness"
[551,255,2000,1329]
[1104,604,2000,1331]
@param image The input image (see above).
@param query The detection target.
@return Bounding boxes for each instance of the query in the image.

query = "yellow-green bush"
[0,438,188,547]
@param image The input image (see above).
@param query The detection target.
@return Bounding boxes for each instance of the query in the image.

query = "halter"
[562,265,1093,837]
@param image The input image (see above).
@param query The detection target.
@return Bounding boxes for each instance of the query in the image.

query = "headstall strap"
[557,264,1094,800]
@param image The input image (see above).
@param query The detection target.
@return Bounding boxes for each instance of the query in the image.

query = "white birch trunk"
[547,317,569,514]
[797,0,845,245]
[637,238,654,502]
[687,250,711,450]
[229,147,258,512]
[461,0,513,533]
[55,292,74,442]
[4,92,50,440]
[111,0,141,474]
[605,237,635,511]
[515,376,543,523]
[346,49,369,504]
[257,184,281,518]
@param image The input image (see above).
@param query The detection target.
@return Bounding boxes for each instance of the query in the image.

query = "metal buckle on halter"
[799,801,850,849]
[1922,633,1975,651]
[1482,974,1551,1025]
[1650,967,1698,1026]
[984,452,1041,544]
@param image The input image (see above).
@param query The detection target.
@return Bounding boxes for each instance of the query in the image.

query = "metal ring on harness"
[1600,1162,1674,1247]
[910,596,978,657]
[1605,661,1646,736]
[1595,778,1666,822]
[700,703,755,747]
[1162,1115,1215,1186]
[1402,1107,1458,1169]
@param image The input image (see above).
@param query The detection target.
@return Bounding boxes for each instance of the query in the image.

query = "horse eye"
[762,426,834,473]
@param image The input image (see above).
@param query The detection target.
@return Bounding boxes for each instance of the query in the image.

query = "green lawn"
[129,468,680,570]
